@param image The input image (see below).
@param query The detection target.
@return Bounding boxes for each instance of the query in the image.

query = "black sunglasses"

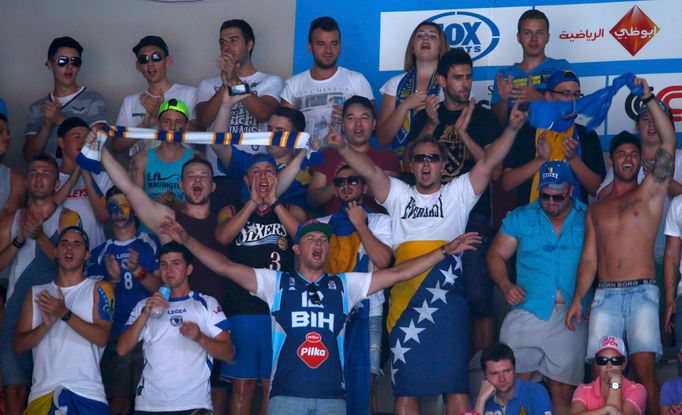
[539,192,568,202]
[412,153,442,163]
[550,90,584,99]
[595,356,625,366]
[306,284,321,305]
[55,56,82,68]
[333,176,362,187]
[137,52,164,64]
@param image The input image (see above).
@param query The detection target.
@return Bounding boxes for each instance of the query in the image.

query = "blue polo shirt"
[483,379,553,415]
[491,57,572,105]
[500,197,588,320]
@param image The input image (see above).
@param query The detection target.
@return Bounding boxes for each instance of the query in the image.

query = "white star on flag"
[391,364,398,384]
[414,300,438,324]
[440,265,458,286]
[427,281,448,304]
[453,254,462,272]
[399,319,425,344]
[391,339,411,364]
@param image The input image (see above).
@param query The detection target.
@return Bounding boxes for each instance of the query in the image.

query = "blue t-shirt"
[660,376,682,407]
[87,232,160,337]
[500,198,588,320]
[218,145,310,209]
[491,57,572,105]
[483,379,553,415]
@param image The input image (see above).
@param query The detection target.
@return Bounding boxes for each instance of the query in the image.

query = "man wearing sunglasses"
[488,160,588,415]
[24,36,107,162]
[112,35,197,159]
[503,69,606,207]
[570,336,646,415]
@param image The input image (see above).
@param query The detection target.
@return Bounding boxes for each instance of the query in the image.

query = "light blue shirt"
[483,379,553,415]
[500,198,587,320]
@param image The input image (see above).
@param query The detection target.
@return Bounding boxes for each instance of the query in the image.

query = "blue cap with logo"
[539,160,573,190]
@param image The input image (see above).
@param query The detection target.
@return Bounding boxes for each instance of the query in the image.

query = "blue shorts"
[587,282,662,360]
[25,388,109,415]
[220,314,272,381]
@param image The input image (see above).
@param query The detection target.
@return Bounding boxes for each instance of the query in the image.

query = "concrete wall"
[0,0,297,169]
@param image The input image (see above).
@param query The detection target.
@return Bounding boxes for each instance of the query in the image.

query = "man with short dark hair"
[24,36,107,161]
[117,241,233,414]
[491,9,572,126]
[472,342,553,415]
[488,161,588,415]
[112,35,198,158]
[281,17,374,140]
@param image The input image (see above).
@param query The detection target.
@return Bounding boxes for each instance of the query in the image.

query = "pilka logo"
[297,331,328,369]
[609,6,660,56]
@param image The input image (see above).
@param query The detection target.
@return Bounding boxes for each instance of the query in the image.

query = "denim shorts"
[586,282,662,361]
[267,396,345,415]
[368,315,382,375]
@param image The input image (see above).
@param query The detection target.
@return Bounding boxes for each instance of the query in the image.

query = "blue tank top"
[143,147,192,202]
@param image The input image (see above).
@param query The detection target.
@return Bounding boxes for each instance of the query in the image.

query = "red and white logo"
[602,336,618,348]
[609,6,660,56]
[297,331,329,369]
[657,85,682,123]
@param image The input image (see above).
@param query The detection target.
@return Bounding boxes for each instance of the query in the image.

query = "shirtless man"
[566,78,675,415]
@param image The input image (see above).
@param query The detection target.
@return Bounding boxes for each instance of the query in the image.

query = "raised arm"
[160,215,258,293]
[347,204,392,269]
[324,126,392,204]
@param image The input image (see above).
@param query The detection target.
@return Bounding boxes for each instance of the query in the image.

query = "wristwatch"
[609,381,621,390]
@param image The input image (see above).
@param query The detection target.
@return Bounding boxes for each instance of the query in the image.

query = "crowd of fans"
[0,7,680,415]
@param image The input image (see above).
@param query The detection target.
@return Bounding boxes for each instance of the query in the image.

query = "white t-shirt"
[381,175,479,248]
[665,195,682,295]
[58,170,113,249]
[317,213,392,317]
[281,66,374,140]
[115,83,198,157]
[197,71,284,176]
[379,72,445,101]
[125,291,230,412]
[597,149,682,262]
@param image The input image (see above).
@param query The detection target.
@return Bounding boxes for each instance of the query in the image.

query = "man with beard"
[87,187,161,415]
[410,47,501,356]
[281,16,374,141]
[15,226,114,415]
[488,161,588,415]
[0,155,81,415]
[325,100,527,414]
[214,154,303,415]
[566,78,675,415]
[87,130,233,414]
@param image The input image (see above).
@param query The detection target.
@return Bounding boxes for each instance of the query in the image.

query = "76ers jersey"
[254,269,370,399]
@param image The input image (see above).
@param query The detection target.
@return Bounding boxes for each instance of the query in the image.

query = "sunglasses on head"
[333,176,362,187]
[539,192,568,202]
[137,52,164,64]
[595,356,625,366]
[306,284,321,305]
[54,56,82,68]
[411,153,442,163]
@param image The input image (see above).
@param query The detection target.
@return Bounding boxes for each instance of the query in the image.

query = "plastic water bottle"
[150,285,170,318]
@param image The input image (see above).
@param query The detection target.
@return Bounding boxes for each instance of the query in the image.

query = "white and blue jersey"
[87,232,160,337]
[124,291,231,412]
[254,269,371,399]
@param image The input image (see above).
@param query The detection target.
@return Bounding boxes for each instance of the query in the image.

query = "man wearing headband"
[159,216,479,415]
[0,154,81,415]
[488,161,589,414]
[112,35,198,159]
[130,98,198,213]
[15,226,114,415]
[570,336,646,415]
[24,36,107,162]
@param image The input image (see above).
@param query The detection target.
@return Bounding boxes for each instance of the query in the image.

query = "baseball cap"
[132,35,169,56]
[158,98,189,120]
[538,161,573,190]
[58,226,90,250]
[294,220,333,243]
[595,335,627,357]
[57,117,89,138]
[546,70,580,91]
[246,153,277,172]
[637,98,674,123]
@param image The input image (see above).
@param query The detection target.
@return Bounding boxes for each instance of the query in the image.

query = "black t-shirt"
[410,104,501,218]
[504,123,606,206]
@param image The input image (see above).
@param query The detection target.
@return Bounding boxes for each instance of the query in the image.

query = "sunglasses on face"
[539,192,568,202]
[137,52,164,64]
[306,284,321,305]
[333,176,362,187]
[54,56,82,68]
[595,356,625,366]
[411,153,442,163]
[551,90,584,99]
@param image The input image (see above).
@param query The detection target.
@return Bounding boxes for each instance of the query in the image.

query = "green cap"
[158,98,189,120]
